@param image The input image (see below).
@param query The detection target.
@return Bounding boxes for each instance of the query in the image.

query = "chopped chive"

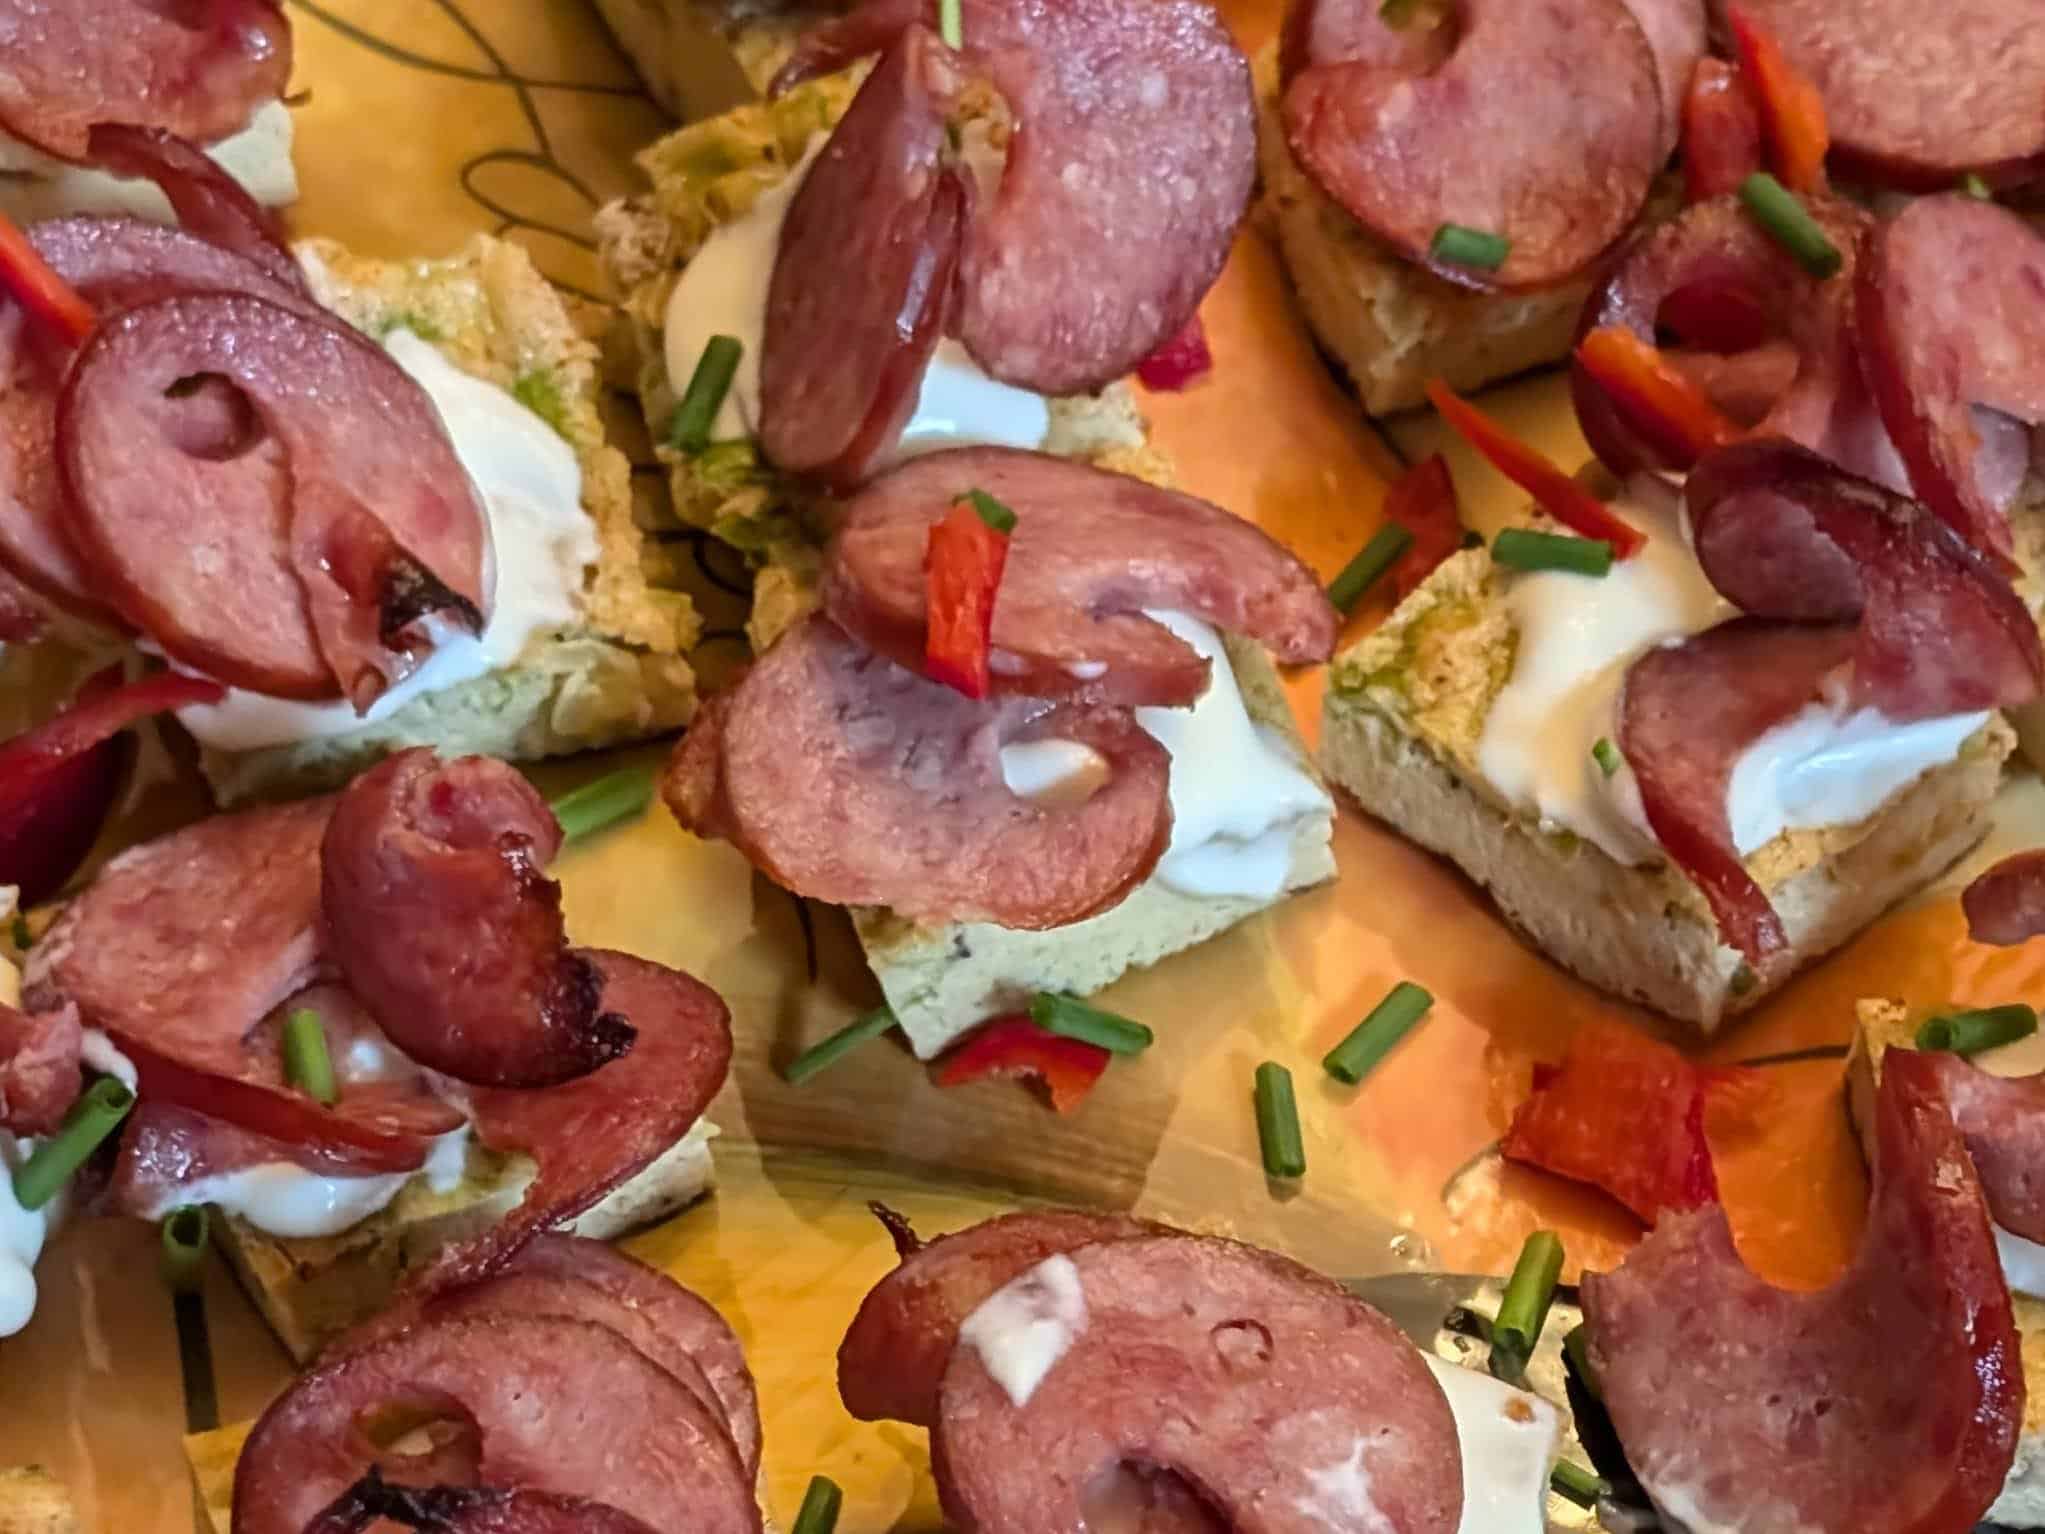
[791,1476,844,1534]
[1323,981,1432,1085]
[1563,1322,1600,1400]
[1029,993,1152,1055]
[1254,1061,1306,1179]
[1550,1459,1611,1509]
[784,1007,897,1084]
[1489,1230,1564,1379]
[550,766,655,844]
[1378,0,1420,22]
[668,334,745,454]
[1916,1003,2037,1057]
[697,437,760,485]
[961,488,1017,535]
[1960,172,1994,201]
[8,914,28,950]
[1737,173,1842,278]
[284,1008,337,1105]
[1491,527,1614,577]
[937,0,963,49]
[1429,223,1511,272]
[160,1205,210,1295]
[1591,738,1621,778]
[1327,523,1414,612]
[12,1077,133,1211]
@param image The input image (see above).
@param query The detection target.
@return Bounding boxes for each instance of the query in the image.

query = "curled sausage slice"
[1281,0,1664,290]
[664,615,1173,929]
[1917,1051,2045,1245]
[760,25,965,487]
[840,1205,1166,1426]
[84,124,305,290]
[230,1315,759,1534]
[1857,195,2045,566]
[824,448,1338,708]
[323,751,633,1089]
[58,291,491,708]
[934,1234,1463,1534]
[1963,849,2045,948]
[1580,1047,2023,1534]
[0,0,291,161]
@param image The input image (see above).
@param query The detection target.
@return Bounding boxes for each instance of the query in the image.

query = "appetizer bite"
[1325,176,2045,1029]
[0,144,700,809]
[595,0,1340,1056]
[0,0,297,224]
[835,1206,1567,1531]
[187,1234,762,1534]
[4,750,731,1359]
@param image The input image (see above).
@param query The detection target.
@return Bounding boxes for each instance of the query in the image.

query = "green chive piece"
[284,1008,337,1106]
[1029,993,1153,1055]
[784,1007,897,1085]
[962,488,1017,535]
[1378,0,1420,22]
[1916,1003,2038,1057]
[1492,527,1614,577]
[550,766,655,844]
[1737,173,1843,278]
[1489,1230,1565,1378]
[1254,1061,1306,1179]
[1323,981,1433,1085]
[1960,173,1994,201]
[8,914,28,950]
[668,334,745,454]
[160,1205,210,1295]
[1428,223,1511,271]
[1327,523,1415,612]
[1591,738,1622,778]
[791,1476,844,1534]
[697,437,760,488]
[1549,1459,1611,1509]
[1563,1323,1601,1400]
[937,0,963,48]
[12,1077,134,1211]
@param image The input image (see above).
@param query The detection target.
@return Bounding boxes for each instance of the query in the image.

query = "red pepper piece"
[1726,4,1829,195]
[1135,314,1214,392]
[1681,56,1764,203]
[0,210,93,346]
[1424,380,1647,558]
[1501,1019,1762,1224]
[0,668,225,902]
[1575,327,1744,469]
[924,497,1013,699]
[1383,455,1465,601]
[932,1014,1110,1114]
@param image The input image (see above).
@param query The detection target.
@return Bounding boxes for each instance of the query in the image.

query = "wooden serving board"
[5,3,2043,1531]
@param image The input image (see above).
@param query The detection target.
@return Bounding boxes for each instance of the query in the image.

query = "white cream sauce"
[958,1252,1088,1409]
[1474,476,1991,867]
[1422,1356,1561,1534]
[1294,1438,1394,1532]
[661,148,1048,461]
[128,1126,471,1241]
[0,1132,58,1338]
[78,1029,136,1092]
[998,612,1332,902]
[175,328,596,750]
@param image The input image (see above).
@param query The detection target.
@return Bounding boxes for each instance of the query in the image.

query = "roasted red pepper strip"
[1501,1019,1763,1224]
[1727,4,1829,194]
[1383,455,1465,601]
[0,210,93,345]
[1681,56,1763,203]
[924,497,1013,699]
[0,668,224,903]
[1135,313,1214,392]
[932,1014,1110,1114]
[1575,327,1744,469]
[1424,380,1647,557]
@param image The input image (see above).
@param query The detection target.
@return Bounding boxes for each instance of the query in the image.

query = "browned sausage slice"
[934,1234,1463,1534]
[1963,849,2045,947]
[1918,1051,2045,1246]
[664,614,1173,929]
[823,448,1338,708]
[58,291,491,707]
[305,1475,659,1534]
[1282,0,1666,290]
[322,751,634,1089]
[1580,1047,2023,1533]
